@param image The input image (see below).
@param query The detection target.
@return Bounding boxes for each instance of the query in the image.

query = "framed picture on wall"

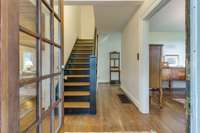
[164,55,179,67]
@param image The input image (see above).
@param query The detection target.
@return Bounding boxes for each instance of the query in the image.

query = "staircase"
[64,39,97,114]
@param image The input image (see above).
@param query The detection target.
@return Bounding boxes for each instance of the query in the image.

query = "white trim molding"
[138,0,170,113]
[190,0,200,133]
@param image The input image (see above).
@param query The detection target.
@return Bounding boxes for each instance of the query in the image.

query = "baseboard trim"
[120,87,140,111]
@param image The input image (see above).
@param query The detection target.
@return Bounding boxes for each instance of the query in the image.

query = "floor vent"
[118,94,131,103]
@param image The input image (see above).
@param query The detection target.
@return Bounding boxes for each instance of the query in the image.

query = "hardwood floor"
[63,84,186,133]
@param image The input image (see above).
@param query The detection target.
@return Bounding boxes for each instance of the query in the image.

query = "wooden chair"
[149,62,169,108]
[159,62,170,107]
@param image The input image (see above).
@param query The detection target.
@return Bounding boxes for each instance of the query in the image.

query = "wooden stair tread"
[65,75,89,78]
[75,45,94,47]
[76,42,94,45]
[73,49,93,50]
[64,82,90,86]
[64,102,90,108]
[66,68,89,70]
[72,53,92,55]
[69,62,89,65]
[70,57,90,59]
[64,91,90,96]
[78,39,94,41]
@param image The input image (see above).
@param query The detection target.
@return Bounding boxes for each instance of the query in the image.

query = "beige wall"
[63,5,95,63]
[64,6,81,63]
[79,6,95,39]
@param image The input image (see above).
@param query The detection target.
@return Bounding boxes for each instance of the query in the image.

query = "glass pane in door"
[42,115,51,133]
[42,78,51,111]
[54,18,61,45]
[19,32,37,79]
[42,42,51,76]
[41,3,51,40]
[20,83,37,132]
[53,76,62,132]
[54,0,61,17]
[19,0,37,32]
[19,0,63,131]
[54,103,62,132]
[54,47,61,73]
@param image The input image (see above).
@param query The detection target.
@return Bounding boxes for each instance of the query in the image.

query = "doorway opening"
[140,0,187,132]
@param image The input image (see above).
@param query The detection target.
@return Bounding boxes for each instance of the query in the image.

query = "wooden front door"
[0,0,64,132]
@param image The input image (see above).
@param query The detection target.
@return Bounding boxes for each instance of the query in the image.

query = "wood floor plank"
[63,84,186,133]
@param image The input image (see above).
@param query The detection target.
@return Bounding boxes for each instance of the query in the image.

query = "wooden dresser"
[149,44,163,89]
[161,67,186,89]
[149,44,163,107]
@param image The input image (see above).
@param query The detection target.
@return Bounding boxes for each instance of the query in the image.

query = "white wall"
[97,32,121,83]
[149,32,185,67]
[64,6,81,63]
[121,0,164,113]
[79,6,95,39]
[121,15,140,108]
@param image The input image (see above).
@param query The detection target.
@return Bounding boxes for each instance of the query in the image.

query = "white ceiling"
[94,2,142,32]
[94,1,142,32]
[64,0,143,32]
[149,0,185,32]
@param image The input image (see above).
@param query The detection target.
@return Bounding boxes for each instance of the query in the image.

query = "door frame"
[189,0,200,132]
[0,0,19,132]
[139,0,193,132]
[138,0,170,114]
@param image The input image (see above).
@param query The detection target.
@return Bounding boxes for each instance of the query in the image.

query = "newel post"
[89,55,97,114]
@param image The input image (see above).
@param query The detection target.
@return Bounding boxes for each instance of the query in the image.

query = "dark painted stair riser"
[64,70,89,75]
[64,96,90,102]
[64,77,89,82]
[64,86,90,91]
[64,39,95,115]
[64,108,91,115]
